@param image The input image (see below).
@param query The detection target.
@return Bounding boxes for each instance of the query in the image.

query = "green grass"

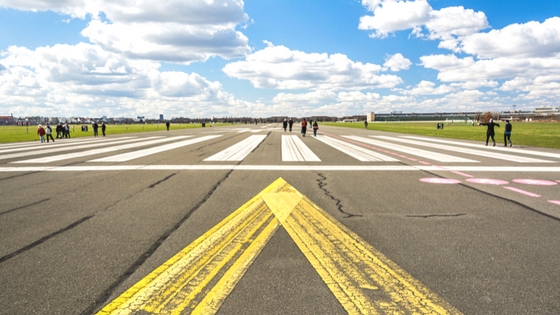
[0,123,205,143]
[323,121,560,149]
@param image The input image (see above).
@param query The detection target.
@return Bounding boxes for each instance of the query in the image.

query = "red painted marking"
[420,178,461,184]
[513,179,558,186]
[504,186,541,197]
[466,178,509,185]
[549,200,560,206]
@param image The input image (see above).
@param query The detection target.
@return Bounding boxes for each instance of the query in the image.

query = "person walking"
[301,119,307,137]
[282,119,287,132]
[166,121,170,131]
[101,122,107,136]
[56,123,63,138]
[37,124,46,143]
[288,118,294,132]
[364,121,368,129]
[480,118,500,146]
[92,121,99,137]
[312,120,319,137]
[64,123,71,138]
[45,123,55,142]
[504,120,513,147]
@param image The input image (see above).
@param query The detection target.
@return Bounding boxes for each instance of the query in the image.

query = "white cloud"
[0,0,251,63]
[0,43,259,118]
[420,54,560,82]
[359,1,488,51]
[460,17,560,59]
[222,43,403,90]
[359,0,431,38]
[401,80,454,95]
[383,53,411,71]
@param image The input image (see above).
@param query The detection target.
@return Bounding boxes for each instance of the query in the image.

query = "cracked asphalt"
[1,124,559,315]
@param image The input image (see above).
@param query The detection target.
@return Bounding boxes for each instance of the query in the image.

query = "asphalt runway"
[0,124,559,315]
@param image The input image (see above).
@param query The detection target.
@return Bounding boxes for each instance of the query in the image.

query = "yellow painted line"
[96,177,462,315]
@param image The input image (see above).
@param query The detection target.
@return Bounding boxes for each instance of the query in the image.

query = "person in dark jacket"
[312,120,319,137]
[282,119,287,132]
[504,120,513,147]
[92,122,99,137]
[480,118,500,146]
[101,122,107,136]
[288,118,294,132]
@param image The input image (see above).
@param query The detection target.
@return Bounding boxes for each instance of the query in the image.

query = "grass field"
[322,121,560,149]
[0,123,205,143]
[2,121,559,149]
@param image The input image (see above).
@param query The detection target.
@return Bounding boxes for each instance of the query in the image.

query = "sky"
[1,0,560,119]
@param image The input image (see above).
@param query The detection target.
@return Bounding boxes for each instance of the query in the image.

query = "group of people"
[37,121,106,142]
[282,118,319,137]
[480,118,513,147]
[91,121,107,137]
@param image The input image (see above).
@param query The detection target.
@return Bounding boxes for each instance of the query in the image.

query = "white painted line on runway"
[376,136,553,163]
[204,135,266,161]
[315,136,398,162]
[1,165,560,172]
[282,135,321,162]
[14,137,188,163]
[2,137,157,161]
[345,136,478,163]
[0,137,134,154]
[404,136,560,160]
[90,135,221,162]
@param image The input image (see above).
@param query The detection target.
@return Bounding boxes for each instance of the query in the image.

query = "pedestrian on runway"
[288,118,294,132]
[301,119,307,137]
[101,122,107,137]
[364,121,368,129]
[480,118,500,146]
[504,120,513,147]
[92,121,99,137]
[312,120,319,137]
[166,121,170,131]
[45,123,55,142]
[37,124,46,143]
[64,123,70,138]
[283,119,287,132]
[56,123,63,138]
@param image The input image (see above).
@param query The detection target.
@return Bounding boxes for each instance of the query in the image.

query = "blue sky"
[1,0,560,119]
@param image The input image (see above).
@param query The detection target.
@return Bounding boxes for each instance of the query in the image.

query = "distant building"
[367,112,375,122]
[0,114,15,125]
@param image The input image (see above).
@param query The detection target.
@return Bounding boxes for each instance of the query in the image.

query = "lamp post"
[26,119,29,134]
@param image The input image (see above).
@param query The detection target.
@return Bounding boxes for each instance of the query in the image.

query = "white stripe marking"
[15,137,188,163]
[1,165,560,172]
[375,136,552,163]
[282,135,321,162]
[345,136,478,163]
[0,137,135,154]
[3,137,156,161]
[204,135,266,161]
[315,136,398,162]
[90,135,221,162]
[404,136,560,160]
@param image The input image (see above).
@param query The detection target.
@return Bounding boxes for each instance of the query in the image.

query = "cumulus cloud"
[0,0,251,63]
[359,0,488,52]
[222,43,403,90]
[401,80,454,95]
[383,53,411,71]
[460,17,560,59]
[0,43,257,117]
[420,54,560,82]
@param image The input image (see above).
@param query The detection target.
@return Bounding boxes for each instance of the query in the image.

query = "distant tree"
[480,112,493,123]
